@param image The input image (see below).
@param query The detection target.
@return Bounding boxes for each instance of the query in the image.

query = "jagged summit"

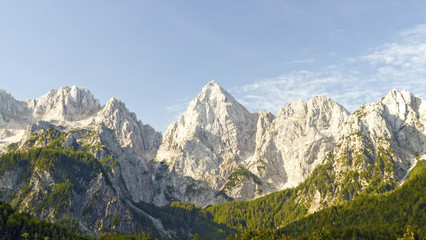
[380,89,425,119]
[0,88,12,96]
[192,80,244,114]
[161,81,255,145]
[27,85,101,122]
[156,81,257,192]
[381,89,414,105]
[203,80,220,88]
[199,80,230,97]
[101,97,133,118]
[0,89,28,123]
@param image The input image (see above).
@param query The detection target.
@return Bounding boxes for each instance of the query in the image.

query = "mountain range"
[0,82,424,239]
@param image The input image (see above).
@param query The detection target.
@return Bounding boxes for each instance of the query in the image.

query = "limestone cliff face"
[332,89,426,179]
[98,97,161,161]
[0,89,28,123]
[154,84,425,204]
[95,97,162,203]
[156,83,350,201]
[0,89,30,145]
[250,96,349,191]
[156,81,257,190]
[301,89,426,212]
[26,86,101,122]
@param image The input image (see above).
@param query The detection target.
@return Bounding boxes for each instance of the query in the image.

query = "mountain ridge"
[0,83,424,239]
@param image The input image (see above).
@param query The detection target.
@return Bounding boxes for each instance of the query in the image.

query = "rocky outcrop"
[301,89,426,212]
[98,97,161,160]
[0,89,29,125]
[332,89,426,179]
[155,82,351,202]
[154,84,425,205]
[95,97,162,203]
[26,86,101,122]
[248,96,349,191]
[156,81,257,190]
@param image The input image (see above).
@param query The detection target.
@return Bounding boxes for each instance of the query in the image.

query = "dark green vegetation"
[98,233,158,240]
[0,201,89,240]
[224,159,426,240]
[0,146,102,181]
[207,144,406,233]
[134,201,235,239]
[0,147,105,212]
[278,159,425,239]
[0,200,162,240]
[208,186,307,232]
[223,167,262,190]
[207,163,341,232]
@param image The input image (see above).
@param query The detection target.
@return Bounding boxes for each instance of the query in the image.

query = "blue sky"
[1,1,426,132]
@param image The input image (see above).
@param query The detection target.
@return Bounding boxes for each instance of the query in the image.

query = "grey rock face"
[95,97,162,203]
[27,86,101,122]
[98,97,162,161]
[250,96,349,191]
[334,89,426,179]
[155,84,425,206]
[0,89,28,124]
[156,81,257,191]
[155,83,351,203]
[301,89,426,212]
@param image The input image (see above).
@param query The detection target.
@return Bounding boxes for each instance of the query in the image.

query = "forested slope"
[223,160,425,240]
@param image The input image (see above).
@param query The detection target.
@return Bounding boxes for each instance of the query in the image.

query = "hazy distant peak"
[0,88,13,97]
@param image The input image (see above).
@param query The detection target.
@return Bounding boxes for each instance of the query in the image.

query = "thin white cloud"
[363,25,426,96]
[233,25,426,114]
[234,69,368,114]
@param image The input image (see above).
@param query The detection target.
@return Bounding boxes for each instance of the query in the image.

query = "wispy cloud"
[233,69,377,113]
[232,25,426,114]
[362,24,426,92]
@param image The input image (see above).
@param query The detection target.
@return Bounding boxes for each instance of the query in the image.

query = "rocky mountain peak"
[163,81,255,143]
[0,89,27,123]
[276,96,349,130]
[98,97,158,152]
[198,80,230,101]
[276,99,307,120]
[379,89,424,124]
[245,96,350,192]
[156,81,257,191]
[0,89,12,98]
[100,97,135,120]
[27,85,101,122]
[306,96,350,130]
[330,89,425,184]
[190,81,246,122]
